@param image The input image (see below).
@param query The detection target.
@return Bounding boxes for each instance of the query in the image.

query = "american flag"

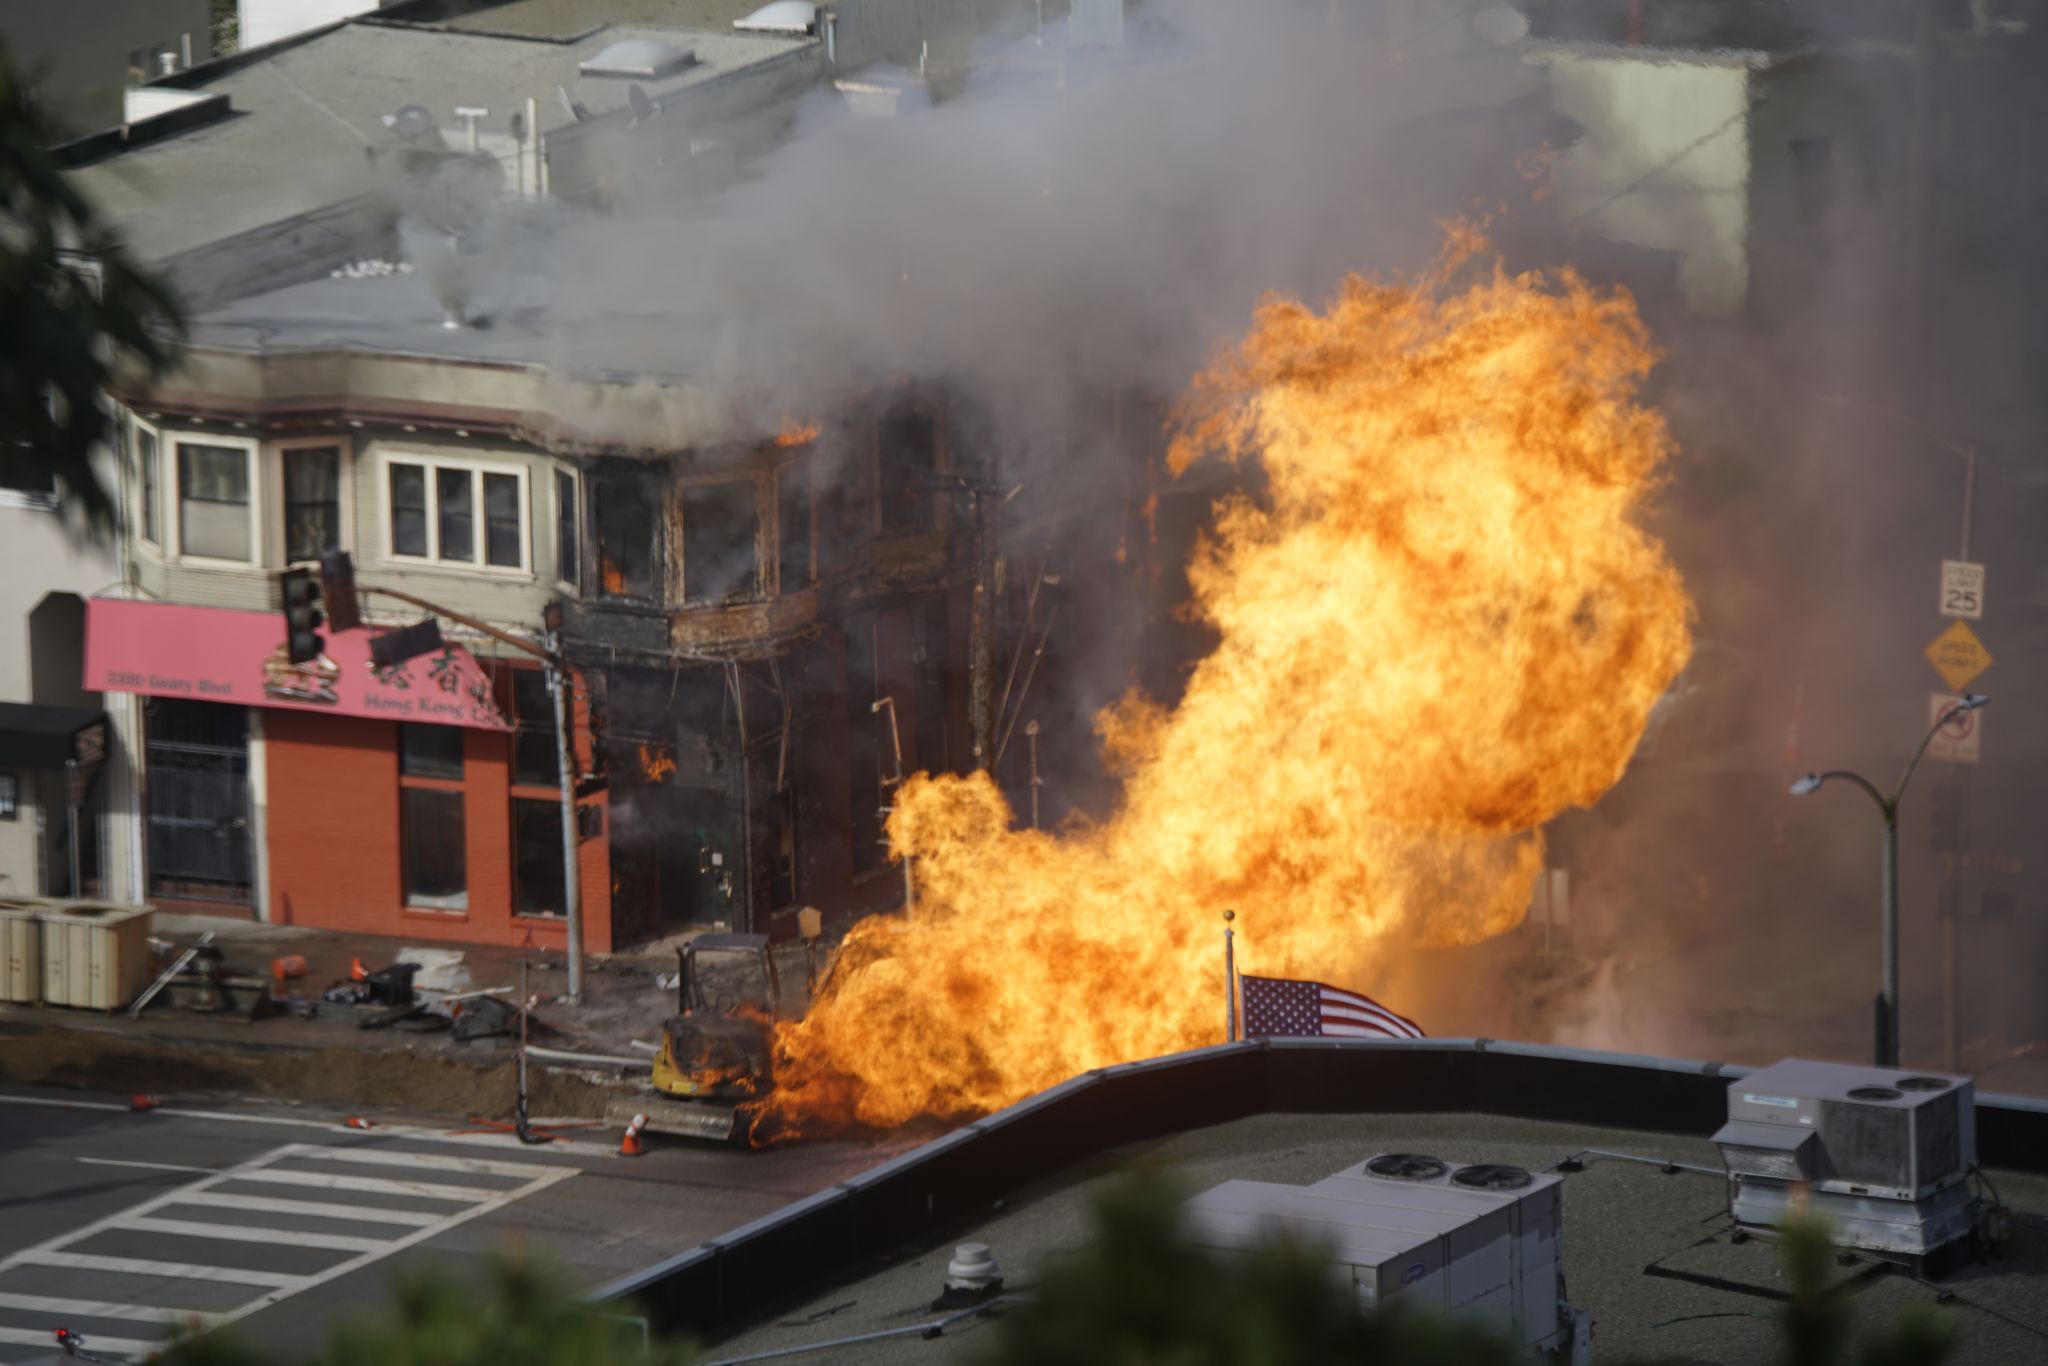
[1239,974,1425,1040]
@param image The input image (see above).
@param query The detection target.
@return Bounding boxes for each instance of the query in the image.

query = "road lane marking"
[226,1169,492,1201]
[0,1325,161,1354]
[18,1251,306,1288]
[0,1141,577,1360]
[4,1092,622,1157]
[0,1293,205,1326]
[76,1158,218,1175]
[119,1216,388,1254]
[184,1193,442,1227]
[286,1148,559,1178]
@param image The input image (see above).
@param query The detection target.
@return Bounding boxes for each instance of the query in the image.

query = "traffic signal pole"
[355,582,587,1003]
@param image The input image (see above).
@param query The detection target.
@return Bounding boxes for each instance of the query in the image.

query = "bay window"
[384,456,528,570]
[282,444,342,563]
[177,441,253,561]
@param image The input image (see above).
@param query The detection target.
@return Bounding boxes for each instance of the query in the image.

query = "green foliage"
[0,38,183,532]
[159,1254,696,1366]
[1773,1213,1956,1366]
[970,1168,1520,1366]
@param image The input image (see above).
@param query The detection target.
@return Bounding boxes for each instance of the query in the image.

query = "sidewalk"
[0,915,669,1120]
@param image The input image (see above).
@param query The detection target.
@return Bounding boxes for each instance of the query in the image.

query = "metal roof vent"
[1451,1163,1534,1191]
[1363,1153,1450,1182]
[579,37,695,80]
[1898,1076,1952,1092]
[734,1,817,34]
[1848,1086,1903,1102]
[933,1242,1002,1310]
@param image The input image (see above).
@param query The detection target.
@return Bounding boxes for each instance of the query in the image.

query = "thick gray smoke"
[520,0,1538,466]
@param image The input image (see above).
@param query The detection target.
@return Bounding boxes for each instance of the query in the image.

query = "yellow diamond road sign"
[1925,619,1992,693]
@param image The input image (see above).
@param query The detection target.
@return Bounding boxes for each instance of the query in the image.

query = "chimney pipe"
[1626,0,1645,45]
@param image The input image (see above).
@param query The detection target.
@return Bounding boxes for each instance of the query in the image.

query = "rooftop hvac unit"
[1713,1058,1980,1261]
[1185,1155,1588,1364]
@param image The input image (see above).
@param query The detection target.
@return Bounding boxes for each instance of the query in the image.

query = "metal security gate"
[145,700,251,904]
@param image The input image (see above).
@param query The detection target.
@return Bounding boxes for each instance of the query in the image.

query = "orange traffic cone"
[344,1116,375,1131]
[618,1113,648,1157]
[129,1094,160,1112]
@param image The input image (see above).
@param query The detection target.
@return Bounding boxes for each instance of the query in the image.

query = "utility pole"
[967,487,996,771]
[361,582,587,1002]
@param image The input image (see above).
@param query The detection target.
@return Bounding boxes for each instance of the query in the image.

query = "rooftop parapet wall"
[595,1037,2048,1339]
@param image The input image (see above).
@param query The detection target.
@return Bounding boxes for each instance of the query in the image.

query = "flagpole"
[1223,909,1238,1043]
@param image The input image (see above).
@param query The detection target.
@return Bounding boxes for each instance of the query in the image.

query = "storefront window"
[513,797,565,916]
[511,669,560,789]
[399,724,463,780]
[400,787,467,910]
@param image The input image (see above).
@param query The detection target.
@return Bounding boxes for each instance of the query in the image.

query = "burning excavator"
[611,935,782,1142]
[738,236,1693,1142]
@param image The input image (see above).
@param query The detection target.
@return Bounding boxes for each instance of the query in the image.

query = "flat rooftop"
[701,1109,2048,1365]
[66,18,813,263]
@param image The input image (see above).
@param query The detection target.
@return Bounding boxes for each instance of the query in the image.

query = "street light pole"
[1791,692,1987,1067]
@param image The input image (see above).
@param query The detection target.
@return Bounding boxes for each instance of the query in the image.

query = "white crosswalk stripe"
[0,1142,574,1362]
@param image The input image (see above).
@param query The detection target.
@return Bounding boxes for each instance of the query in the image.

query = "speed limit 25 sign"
[1940,560,1984,620]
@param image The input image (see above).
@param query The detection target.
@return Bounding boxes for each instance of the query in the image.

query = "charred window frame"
[846,616,883,876]
[877,409,938,537]
[555,469,579,589]
[594,476,658,600]
[777,465,813,593]
[681,479,762,606]
[912,596,951,776]
[771,782,799,910]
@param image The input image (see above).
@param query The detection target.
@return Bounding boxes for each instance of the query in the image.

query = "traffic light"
[280,567,325,664]
[320,550,361,632]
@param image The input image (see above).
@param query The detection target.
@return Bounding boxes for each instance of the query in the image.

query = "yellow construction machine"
[610,933,781,1143]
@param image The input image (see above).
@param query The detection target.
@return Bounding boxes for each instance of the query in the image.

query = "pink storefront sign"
[85,597,512,731]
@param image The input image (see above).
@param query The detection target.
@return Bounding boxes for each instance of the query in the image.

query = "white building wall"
[0,491,139,901]
[237,0,382,51]
[1541,52,1756,316]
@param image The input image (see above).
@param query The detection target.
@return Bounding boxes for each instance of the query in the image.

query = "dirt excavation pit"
[0,1028,626,1121]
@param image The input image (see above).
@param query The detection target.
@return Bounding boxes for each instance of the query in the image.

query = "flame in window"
[775,419,822,447]
[640,744,677,783]
[601,560,627,595]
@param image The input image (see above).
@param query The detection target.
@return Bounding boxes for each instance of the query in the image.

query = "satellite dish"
[627,83,655,123]
[557,83,588,123]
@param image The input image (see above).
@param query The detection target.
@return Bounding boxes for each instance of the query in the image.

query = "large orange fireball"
[763,240,1693,1134]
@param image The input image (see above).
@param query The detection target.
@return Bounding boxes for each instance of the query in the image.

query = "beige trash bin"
[0,899,42,1003]
[39,900,156,1010]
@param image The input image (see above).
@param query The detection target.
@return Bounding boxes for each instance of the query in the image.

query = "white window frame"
[167,432,262,569]
[373,449,532,577]
[131,414,164,553]
[553,465,582,592]
[273,436,354,568]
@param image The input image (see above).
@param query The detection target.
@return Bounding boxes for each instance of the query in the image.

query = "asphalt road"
[0,1085,906,1363]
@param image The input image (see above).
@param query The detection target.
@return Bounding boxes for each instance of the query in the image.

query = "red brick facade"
[263,666,612,953]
